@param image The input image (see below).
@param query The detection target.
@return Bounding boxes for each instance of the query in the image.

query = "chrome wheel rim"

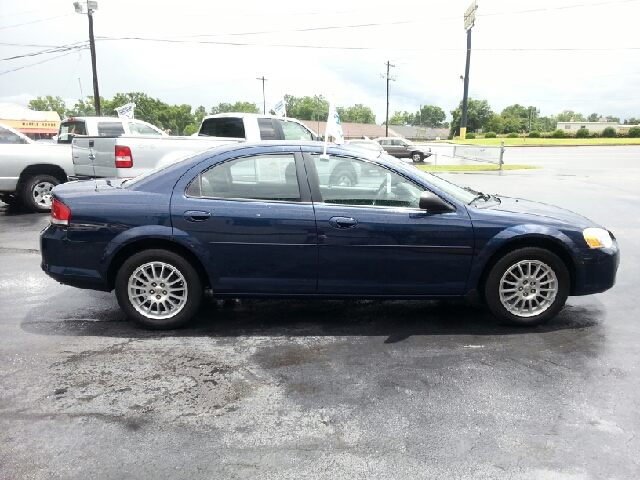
[412,153,421,162]
[499,260,558,318]
[32,181,55,207]
[128,261,188,319]
[333,173,353,186]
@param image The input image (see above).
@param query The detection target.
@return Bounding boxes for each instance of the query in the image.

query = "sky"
[1,0,639,124]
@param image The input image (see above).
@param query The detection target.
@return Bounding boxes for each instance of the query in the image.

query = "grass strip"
[416,164,539,172]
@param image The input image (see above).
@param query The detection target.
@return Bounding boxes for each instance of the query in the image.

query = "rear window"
[97,122,125,136]
[199,117,245,138]
[58,121,87,143]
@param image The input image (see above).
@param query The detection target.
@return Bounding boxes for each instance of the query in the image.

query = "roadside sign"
[454,142,504,170]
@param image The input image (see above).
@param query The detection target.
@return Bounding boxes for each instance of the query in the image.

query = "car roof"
[202,112,305,123]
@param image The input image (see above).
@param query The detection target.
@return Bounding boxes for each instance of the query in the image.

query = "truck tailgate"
[72,137,118,178]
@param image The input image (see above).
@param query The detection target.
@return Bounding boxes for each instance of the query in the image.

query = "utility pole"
[256,76,267,114]
[381,61,396,137]
[74,1,101,116]
[460,1,477,140]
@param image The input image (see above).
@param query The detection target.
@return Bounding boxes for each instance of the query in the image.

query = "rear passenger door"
[170,151,319,294]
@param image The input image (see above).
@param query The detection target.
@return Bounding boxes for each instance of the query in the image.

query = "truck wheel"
[329,164,356,187]
[484,247,569,326]
[21,175,59,212]
[411,151,423,163]
[115,249,203,330]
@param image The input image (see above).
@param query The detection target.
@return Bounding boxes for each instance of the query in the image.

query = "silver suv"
[375,137,432,163]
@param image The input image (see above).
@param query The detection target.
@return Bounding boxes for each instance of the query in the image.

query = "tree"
[194,106,207,124]
[605,115,620,123]
[624,117,640,125]
[67,97,98,117]
[28,95,68,119]
[536,116,557,132]
[210,101,260,115]
[388,111,408,125]
[556,110,585,122]
[336,104,376,124]
[587,113,600,122]
[415,105,446,127]
[485,114,504,134]
[284,95,329,121]
[449,98,493,135]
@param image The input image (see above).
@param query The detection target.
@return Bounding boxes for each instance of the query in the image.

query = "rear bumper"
[40,224,110,291]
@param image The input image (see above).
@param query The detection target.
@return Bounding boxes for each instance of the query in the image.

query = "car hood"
[478,196,599,229]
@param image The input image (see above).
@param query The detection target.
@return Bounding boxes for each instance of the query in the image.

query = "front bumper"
[574,240,620,295]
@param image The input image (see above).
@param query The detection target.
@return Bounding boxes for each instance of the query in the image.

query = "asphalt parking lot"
[1,146,638,479]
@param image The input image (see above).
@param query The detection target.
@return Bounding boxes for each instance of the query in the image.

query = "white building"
[556,121,619,133]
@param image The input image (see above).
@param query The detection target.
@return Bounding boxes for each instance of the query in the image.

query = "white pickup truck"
[71,113,322,180]
[0,122,72,212]
[0,116,168,212]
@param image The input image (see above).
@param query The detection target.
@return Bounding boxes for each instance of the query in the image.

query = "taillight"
[115,145,133,168]
[51,199,71,226]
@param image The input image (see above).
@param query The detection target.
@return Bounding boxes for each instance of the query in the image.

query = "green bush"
[507,132,519,138]
[628,126,640,138]
[576,128,590,138]
[465,133,476,139]
[601,126,616,138]
[484,132,497,138]
[552,129,566,138]
[528,131,540,138]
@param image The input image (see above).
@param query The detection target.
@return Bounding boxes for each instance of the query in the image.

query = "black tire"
[115,249,203,330]
[329,166,356,186]
[21,174,59,212]
[485,247,569,326]
[0,194,22,207]
[411,151,423,163]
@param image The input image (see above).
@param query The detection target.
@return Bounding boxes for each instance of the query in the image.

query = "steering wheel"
[372,177,389,205]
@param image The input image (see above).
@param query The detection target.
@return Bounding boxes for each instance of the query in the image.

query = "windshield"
[399,163,478,204]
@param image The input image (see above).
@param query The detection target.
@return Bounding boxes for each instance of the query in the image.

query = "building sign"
[0,119,60,133]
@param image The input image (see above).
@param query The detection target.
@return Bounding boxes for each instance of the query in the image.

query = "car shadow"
[20,296,604,341]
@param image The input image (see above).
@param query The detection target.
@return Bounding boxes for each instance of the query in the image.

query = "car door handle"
[329,216,357,229]
[183,210,211,222]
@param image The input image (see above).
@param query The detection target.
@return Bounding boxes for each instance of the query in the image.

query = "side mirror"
[419,191,455,213]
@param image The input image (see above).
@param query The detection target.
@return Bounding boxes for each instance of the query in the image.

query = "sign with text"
[454,144,503,165]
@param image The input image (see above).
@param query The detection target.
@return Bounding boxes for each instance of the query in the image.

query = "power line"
[95,36,640,52]
[0,13,74,30]
[0,49,85,76]
[0,42,88,61]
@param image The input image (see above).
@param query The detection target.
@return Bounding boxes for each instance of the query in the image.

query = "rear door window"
[278,120,314,140]
[199,118,246,138]
[258,118,278,140]
[128,122,163,135]
[97,122,125,136]
[58,121,87,143]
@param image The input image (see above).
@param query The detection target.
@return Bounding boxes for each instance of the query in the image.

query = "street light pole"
[256,76,267,114]
[74,1,101,116]
[460,1,477,140]
[381,61,396,137]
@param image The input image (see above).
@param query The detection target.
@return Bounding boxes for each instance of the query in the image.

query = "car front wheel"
[485,247,569,326]
[115,249,202,329]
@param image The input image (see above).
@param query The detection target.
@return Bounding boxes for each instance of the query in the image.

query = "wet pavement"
[0,146,638,479]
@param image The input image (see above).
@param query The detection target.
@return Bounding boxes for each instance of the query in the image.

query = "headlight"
[583,227,613,249]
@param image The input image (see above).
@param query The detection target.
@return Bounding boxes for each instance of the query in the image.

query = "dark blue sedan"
[40,142,619,329]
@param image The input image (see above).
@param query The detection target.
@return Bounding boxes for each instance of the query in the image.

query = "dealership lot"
[1,146,638,479]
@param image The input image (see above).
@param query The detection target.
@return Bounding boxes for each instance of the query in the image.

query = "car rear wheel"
[411,151,423,163]
[21,174,59,212]
[115,249,202,329]
[485,247,569,326]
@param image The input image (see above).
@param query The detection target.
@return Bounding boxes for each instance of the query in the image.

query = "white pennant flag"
[325,101,344,144]
[114,103,136,119]
[274,98,286,117]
